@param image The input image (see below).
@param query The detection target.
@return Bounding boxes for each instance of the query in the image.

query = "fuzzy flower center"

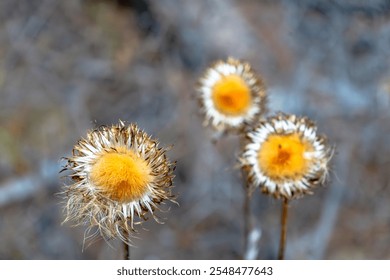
[257,133,313,180]
[90,148,152,202]
[211,74,252,116]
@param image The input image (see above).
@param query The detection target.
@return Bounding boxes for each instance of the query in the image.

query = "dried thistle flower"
[196,57,267,133]
[61,121,175,245]
[240,113,332,199]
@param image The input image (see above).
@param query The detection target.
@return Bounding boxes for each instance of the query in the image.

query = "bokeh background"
[1,0,390,259]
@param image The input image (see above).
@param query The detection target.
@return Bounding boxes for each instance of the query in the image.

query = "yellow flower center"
[211,74,252,116]
[257,133,313,181]
[89,147,153,203]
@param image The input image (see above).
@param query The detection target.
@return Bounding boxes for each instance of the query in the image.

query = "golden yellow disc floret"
[257,133,313,181]
[211,74,252,116]
[90,148,153,203]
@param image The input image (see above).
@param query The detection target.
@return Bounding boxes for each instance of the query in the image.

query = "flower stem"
[278,197,289,260]
[122,227,131,260]
[124,241,130,260]
[243,188,252,255]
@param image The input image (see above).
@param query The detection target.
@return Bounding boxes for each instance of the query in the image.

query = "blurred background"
[1,0,390,259]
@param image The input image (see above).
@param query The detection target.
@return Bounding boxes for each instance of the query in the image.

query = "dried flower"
[197,57,267,133]
[61,121,175,244]
[240,113,332,199]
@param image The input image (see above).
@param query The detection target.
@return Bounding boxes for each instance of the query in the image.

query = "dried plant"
[60,121,176,258]
[240,113,333,259]
[196,57,268,258]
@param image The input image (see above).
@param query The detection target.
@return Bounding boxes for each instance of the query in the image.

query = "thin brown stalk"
[243,188,252,254]
[278,198,289,260]
[124,241,130,260]
[122,228,131,260]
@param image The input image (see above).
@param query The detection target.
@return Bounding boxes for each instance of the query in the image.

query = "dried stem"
[278,197,289,260]
[122,228,130,260]
[241,168,253,258]
[243,188,252,254]
[124,241,130,260]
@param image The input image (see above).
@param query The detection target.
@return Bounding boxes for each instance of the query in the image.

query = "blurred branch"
[0,160,60,208]
[243,227,261,260]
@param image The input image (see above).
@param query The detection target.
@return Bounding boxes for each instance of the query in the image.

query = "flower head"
[61,121,175,244]
[197,57,267,133]
[240,113,332,199]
